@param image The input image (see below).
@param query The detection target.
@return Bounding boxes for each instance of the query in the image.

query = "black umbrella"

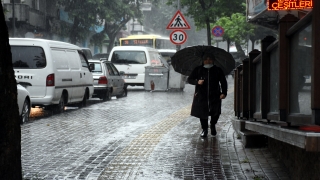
[171,45,235,76]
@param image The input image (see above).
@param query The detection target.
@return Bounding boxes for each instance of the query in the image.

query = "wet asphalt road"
[21,77,290,180]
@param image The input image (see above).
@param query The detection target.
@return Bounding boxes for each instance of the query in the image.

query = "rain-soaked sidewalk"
[22,76,290,180]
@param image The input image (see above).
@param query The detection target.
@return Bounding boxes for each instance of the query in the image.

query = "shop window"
[289,23,312,115]
[269,47,279,113]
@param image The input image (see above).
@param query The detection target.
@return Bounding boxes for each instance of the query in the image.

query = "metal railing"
[234,12,317,125]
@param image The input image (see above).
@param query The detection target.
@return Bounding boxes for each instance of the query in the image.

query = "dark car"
[81,48,93,60]
[93,53,109,60]
[88,59,127,100]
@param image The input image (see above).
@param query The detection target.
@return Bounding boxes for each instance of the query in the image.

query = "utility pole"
[12,0,16,37]
[176,0,181,51]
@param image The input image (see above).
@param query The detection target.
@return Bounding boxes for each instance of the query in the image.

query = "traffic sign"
[213,37,223,41]
[170,30,187,45]
[166,10,191,30]
[212,26,224,37]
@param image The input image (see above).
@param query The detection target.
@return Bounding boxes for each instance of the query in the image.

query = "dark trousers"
[200,114,220,130]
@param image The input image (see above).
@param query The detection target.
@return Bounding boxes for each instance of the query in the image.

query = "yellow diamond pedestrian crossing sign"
[166,10,191,30]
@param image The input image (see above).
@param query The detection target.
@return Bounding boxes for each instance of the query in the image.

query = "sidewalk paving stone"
[21,77,290,179]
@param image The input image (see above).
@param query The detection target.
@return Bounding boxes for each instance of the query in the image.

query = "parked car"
[93,53,109,60]
[10,38,94,113]
[81,48,93,60]
[158,49,176,64]
[17,83,31,124]
[88,59,127,100]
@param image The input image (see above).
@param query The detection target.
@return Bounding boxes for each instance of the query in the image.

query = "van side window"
[66,50,80,69]
[11,46,46,69]
[79,52,89,68]
[109,63,120,76]
[150,52,162,66]
[51,49,69,69]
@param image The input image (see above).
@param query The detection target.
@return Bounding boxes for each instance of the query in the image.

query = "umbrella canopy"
[171,45,235,76]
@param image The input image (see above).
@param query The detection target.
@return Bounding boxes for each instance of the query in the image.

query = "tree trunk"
[0,3,22,180]
[206,18,211,46]
[107,34,116,54]
[227,39,230,52]
[251,39,255,51]
[235,41,246,59]
[249,37,255,52]
[70,17,80,44]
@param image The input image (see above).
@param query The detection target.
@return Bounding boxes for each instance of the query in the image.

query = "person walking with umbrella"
[187,53,228,137]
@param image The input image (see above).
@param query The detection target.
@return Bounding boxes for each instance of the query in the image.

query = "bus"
[119,34,176,49]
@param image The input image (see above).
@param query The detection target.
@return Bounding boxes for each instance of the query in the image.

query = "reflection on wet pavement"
[21,76,290,179]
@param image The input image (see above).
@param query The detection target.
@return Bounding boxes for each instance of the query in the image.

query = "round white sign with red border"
[170,30,187,45]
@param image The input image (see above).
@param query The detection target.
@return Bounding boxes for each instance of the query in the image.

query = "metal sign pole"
[12,0,16,37]
[176,0,181,51]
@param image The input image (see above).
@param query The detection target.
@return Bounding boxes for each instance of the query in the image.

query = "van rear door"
[11,46,47,97]
[78,52,94,99]
[111,50,147,83]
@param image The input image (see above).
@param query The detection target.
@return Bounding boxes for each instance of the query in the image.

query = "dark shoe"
[211,125,217,136]
[200,130,208,137]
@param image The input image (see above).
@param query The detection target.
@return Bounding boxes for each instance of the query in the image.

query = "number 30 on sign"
[170,30,187,45]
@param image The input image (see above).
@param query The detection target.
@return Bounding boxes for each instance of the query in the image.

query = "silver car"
[89,59,127,101]
[17,83,31,124]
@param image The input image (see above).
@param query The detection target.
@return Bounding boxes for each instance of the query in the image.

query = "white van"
[108,46,168,87]
[10,38,94,112]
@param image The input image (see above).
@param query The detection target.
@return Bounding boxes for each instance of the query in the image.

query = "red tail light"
[98,76,108,84]
[46,74,55,86]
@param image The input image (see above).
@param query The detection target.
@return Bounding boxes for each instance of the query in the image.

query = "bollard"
[150,80,155,91]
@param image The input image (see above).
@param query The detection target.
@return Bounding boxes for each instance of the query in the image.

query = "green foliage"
[143,2,175,36]
[167,0,216,29]
[165,0,246,45]
[213,13,255,44]
[215,0,246,17]
[57,0,105,44]
[56,0,147,48]
[99,0,145,52]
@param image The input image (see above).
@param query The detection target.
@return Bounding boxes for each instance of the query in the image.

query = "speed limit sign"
[170,30,187,45]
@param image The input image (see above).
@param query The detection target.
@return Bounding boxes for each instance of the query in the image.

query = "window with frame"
[79,52,89,68]
[110,63,120,76]
[289,23,312,115]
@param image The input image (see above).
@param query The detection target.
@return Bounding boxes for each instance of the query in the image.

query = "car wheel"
[117,87,127,98]
[20,99,30,124]
[54,94,65,113]
[101,88,111,101]
[80,91,88,107]
[106,88,112,101]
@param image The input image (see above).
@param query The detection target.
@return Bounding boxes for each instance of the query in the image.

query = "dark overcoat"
[187,65,228,119]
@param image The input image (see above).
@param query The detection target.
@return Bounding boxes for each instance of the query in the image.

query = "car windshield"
[111,51,147,64]
[11,46,47,69]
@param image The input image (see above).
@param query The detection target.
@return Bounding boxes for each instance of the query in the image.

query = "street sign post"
[166,10,190,50]
[170,30,187,45]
